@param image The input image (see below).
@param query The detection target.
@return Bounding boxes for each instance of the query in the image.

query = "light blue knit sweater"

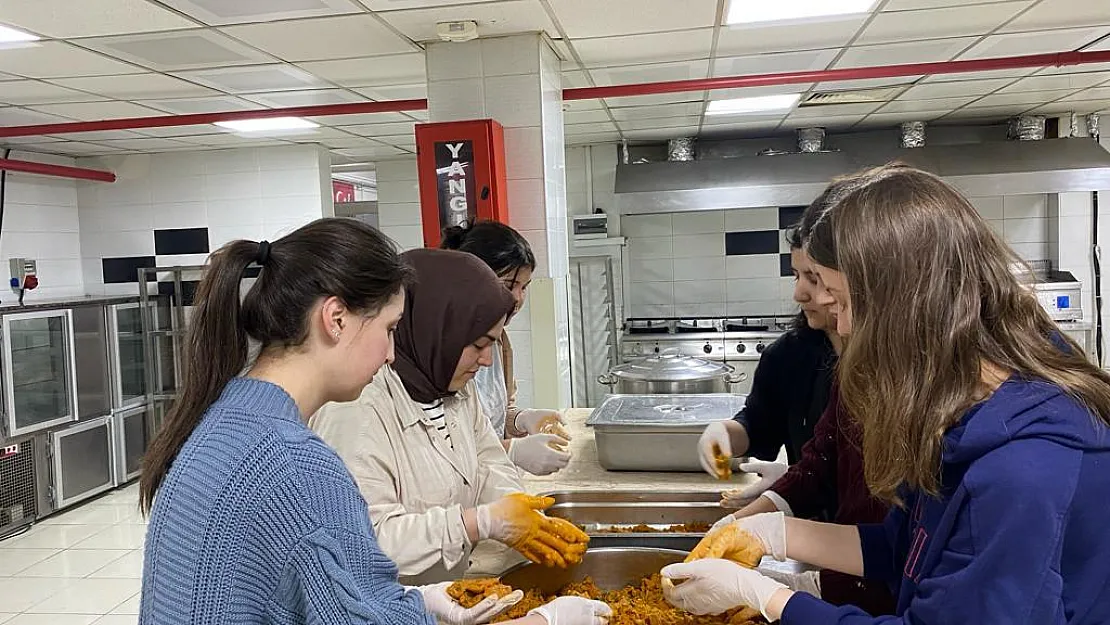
[140,377,434,625]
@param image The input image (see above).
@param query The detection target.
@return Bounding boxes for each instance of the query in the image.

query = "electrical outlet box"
[9,258,36,290]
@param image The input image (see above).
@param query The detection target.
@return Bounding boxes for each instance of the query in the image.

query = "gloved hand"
[721,462,788,507]
[697,422,732,479]
[529,596,612,625]
[758,565,821,598]
[686,523,765,568]
[516,409,570,439]
[706,512,787,561]
[508,434,572,476]
[477,493,589,567]
[661,559,789,621]
[412,582,524,625]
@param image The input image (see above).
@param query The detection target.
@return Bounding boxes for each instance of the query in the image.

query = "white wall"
[0,151,84,301]
[374,158,423,251]
[77,145,333,296]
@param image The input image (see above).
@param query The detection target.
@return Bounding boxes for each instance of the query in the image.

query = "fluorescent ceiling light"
[0,24,40,43]
[706,94,800,116]
[214,116,319,132]
[727,0,877,25]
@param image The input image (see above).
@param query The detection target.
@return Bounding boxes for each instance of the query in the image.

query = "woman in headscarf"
[310,248,590,589]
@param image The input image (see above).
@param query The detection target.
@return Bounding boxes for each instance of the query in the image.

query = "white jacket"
[309,364,522,584]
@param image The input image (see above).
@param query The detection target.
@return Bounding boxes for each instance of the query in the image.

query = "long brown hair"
[139,218,413,513]
[807,164,1110,504]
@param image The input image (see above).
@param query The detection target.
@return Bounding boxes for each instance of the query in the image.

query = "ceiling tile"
[550,0,717,38]
[1029,100,1110,114]
[1058,87,1110,102]
[0,81,108,105]
[562,98,605,111]
[77,30,274,72]
[50,74,217,99]
[698,118,782,132]
[297,54,426,88]
[566,122,619,135]
[29,101,168,121]
[173,65,330,93]
[1000,0,1110,33]
[1037,62,1110,75]
[221,15,416,62]
[901,78,1016,99]
[0,107,77,125]
[173,133,287,146]
[883,0,995,9]
[603,92,704,107]
[564,132,622,144]
[157,0,362,26]
[306,111,416,125]
[623,127,699,141]
[27,141,123,155]
[141,96,263,114]
[132,125,228,138]
[943,104,1032,118]
[968,89,1077,107]
[0,42,144,79]
[858,2,1030,46]
[781,114,862,129]
[241,89,368,108]
[999,72,1109,93]
[311,136,384,149]
[561,70,591,89]
[921,67,1036,83]
[790,103,883,118]
[814,76,921,92]
[94,137,195,150]
[1085,37,1110,53]
[353,84,427,101]
[836,37,978,69]
[334,145,411,158]
[0,0,197,38]
[377,0,557,42]
[707,84,815,100]
[618,116,702,131]
[961,27,1110,59]
[572,29,714,67]
[716,17,866,57]
[43,130,147,141]
[610,102,704,120]
[591,61,709,87]
[563,109,611,124]
[357,0,501,9]
[341,122,417,137]
[713,49,839,77]
[877,97,977,113]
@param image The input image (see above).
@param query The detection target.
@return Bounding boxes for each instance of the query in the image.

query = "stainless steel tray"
[501,547,687,593]
[543,490,724,505]
[588,393,746,429]
[547,501,728,526]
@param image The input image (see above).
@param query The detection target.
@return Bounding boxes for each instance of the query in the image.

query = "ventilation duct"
[668,137,696,162]
[900,121,926,149]
[797,128,826,153]
[1008,115,1046,141]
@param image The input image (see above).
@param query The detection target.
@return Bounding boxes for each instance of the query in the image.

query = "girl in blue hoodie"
[662,164,1110,624]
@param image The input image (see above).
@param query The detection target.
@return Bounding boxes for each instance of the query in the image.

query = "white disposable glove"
[515,409,569,437]
[661,559,788,621]
[758,565,822,598]
[529,596,612,625]
[508,434,572,476]
[412,582,524,625]
[708,512,787,561]
[697,422,732,478]
[721,462,788,507]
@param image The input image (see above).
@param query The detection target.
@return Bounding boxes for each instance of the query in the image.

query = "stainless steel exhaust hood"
[614,138,1110,214]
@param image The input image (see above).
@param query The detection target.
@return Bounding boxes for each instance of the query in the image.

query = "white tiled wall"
[622,195,1053,318]
[77,145,332,295]
[374,158,423,251]
[0,152,84,300]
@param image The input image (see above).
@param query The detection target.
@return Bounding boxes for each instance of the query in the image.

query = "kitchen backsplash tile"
[673,257,726,281]
[673,233,725,258]
[672,211,724,235]
[632,258,675,282]
[673,279,727,304]
[727,253,781,279]
[725,207,778,232]
[623,214,673,238]
[725,230,779,256]
[780,253,794,277]
[629,236,674,259]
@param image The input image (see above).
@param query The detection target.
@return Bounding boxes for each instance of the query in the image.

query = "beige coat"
[309,364,523,585]
[500,330,526,438]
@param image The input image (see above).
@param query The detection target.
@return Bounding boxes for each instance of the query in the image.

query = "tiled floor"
[0,483,144,624]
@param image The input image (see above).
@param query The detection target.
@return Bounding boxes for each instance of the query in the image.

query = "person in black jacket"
[698,225,842,512]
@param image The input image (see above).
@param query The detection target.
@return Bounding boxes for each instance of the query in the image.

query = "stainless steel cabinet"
[51,415,115,509]
[2,310,78,438]
[112,405,147,483]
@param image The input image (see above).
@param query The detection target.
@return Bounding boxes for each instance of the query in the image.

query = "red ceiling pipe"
[0,99,429,139]
[0,158,116,182]
[563,50,1110,100]
[1,50,1109,138]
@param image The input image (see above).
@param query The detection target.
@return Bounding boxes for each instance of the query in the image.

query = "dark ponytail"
[440,221,536,277]
[140,218,412,513]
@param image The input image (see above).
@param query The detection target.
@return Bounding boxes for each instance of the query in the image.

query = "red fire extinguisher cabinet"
[415,119,510,248]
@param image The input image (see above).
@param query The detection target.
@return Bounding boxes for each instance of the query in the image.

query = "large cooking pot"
[597,352,745,394]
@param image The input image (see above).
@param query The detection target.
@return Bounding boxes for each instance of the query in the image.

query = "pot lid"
[587,394,746,426]
[607,353,732,381]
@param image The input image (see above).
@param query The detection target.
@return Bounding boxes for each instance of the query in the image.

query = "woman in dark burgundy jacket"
[714,182,895,616]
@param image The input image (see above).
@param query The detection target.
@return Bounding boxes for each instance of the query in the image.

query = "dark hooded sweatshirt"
[783,377,1110,624]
